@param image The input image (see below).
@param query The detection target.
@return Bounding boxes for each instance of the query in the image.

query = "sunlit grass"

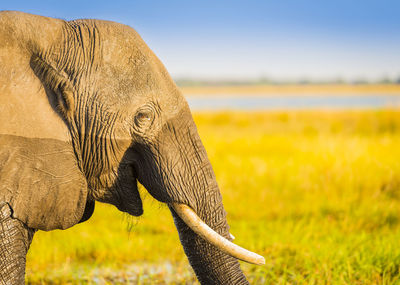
[26,110,400,284]
[181,84,400,96]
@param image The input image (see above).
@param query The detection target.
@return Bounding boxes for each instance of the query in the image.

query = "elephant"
[0,11,264,284]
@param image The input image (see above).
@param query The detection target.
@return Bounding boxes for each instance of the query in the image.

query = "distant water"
[187,94,400,111]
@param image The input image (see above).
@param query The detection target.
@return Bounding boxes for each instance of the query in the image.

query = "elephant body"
[0,11,259,284]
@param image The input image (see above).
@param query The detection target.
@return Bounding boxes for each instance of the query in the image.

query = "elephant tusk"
[171,203,265,265]
[229,233,235,240]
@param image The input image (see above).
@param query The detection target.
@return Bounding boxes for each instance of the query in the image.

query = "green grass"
[26,110,400,284]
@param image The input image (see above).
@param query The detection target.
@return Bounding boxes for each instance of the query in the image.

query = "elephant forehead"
[100,55,170,97]
[96,68,186,120]
[97,28,182,100]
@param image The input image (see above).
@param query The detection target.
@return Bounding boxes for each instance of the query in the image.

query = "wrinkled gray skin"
[0,11,249,284]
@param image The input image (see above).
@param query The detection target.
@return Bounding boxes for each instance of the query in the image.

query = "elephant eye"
[134,107,154,130]
[136,111,151,121]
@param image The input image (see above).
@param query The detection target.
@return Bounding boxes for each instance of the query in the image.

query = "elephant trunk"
[169,181,250,284]
[135,106,262,284]
[164,119,250,283]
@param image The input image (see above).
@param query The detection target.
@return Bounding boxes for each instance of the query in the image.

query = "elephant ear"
[30,55,75,119]
[0,135,88,231]
[0,55,89,231]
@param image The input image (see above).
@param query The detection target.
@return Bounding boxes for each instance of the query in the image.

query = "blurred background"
[3,0,400,284]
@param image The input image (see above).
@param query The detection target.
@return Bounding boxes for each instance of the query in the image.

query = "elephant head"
[0,11,264,284]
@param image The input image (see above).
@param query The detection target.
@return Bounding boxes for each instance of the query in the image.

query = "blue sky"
[2,0,400,81]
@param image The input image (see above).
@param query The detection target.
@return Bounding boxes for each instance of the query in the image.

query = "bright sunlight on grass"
[26,110,400,284]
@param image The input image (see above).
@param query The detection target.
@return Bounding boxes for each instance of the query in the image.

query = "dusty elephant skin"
[0,11,262,284]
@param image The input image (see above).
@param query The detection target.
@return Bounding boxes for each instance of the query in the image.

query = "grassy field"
[26,110,400,284]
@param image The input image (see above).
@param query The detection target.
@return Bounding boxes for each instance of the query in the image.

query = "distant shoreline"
[180,84,400,97]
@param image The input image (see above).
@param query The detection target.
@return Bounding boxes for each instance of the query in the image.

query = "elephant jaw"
[171,203,265,266]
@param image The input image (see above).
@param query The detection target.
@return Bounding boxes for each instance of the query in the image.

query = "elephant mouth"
[129,147,264,265]
[114,174,143,217]
[171,203,265,265]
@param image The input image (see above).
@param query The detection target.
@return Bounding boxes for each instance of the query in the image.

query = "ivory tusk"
[229,233,235,240]
[171,203,265,265]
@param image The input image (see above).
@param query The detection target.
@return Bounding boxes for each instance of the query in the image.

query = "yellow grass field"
[180,84,400,96]
[26,110,400,284]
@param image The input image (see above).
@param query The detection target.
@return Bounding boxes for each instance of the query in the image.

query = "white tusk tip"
[171,203,266,266]
[254,255,266,265]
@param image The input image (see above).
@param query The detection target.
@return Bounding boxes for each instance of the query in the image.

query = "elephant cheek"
[92,165,144,216]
